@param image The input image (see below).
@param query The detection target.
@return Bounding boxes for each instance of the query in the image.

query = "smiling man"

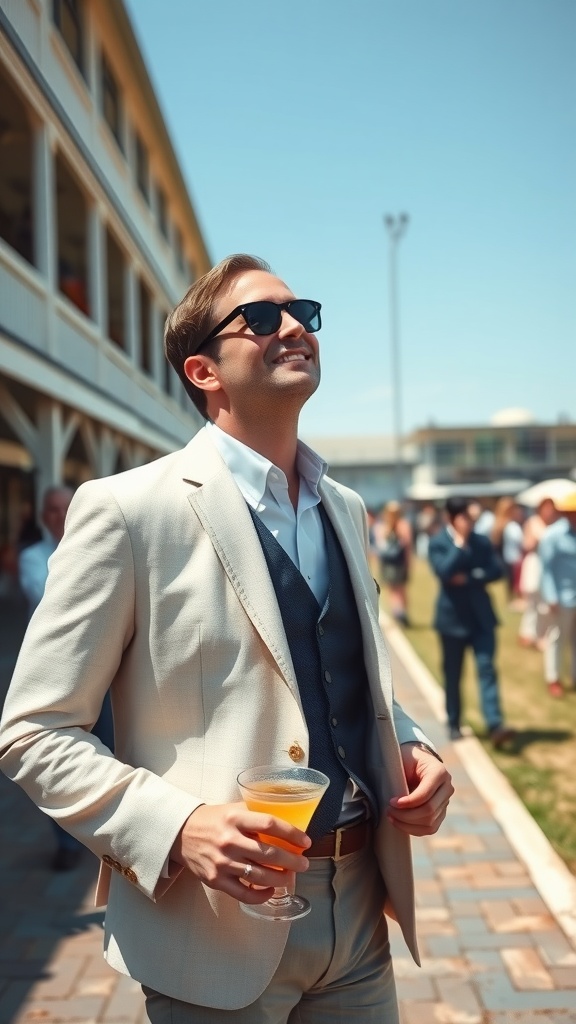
[0,254,453,1023]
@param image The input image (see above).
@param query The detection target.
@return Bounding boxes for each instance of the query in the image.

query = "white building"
[304,435,418,510]
[0,0,211,554]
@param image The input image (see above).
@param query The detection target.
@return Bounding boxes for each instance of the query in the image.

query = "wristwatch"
[401,740,444,763]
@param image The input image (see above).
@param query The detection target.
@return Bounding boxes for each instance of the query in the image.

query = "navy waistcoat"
[248,503,377,838]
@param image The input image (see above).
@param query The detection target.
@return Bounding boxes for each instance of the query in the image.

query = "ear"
[183,355,222,393]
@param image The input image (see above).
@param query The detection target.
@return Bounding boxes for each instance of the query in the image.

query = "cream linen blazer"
[0,427,430,1009]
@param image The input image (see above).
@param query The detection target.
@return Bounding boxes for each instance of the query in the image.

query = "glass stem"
[269,886,291,904]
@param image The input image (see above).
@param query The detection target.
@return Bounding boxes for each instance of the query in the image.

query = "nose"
[277,309,306,338]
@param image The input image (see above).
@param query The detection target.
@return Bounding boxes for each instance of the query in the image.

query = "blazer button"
[288,742,305,762]
[122,866,138,885]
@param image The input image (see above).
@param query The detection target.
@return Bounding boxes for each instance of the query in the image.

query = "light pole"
[383,212,409,500]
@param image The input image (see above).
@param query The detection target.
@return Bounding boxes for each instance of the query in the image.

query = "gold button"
[288,742,305,762]
[123,866,138,884]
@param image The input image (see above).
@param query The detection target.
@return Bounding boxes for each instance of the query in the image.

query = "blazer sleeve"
[428,534,472,582]
[0,481,201,902]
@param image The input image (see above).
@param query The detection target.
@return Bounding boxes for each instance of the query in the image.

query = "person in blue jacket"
[428,496,515,747]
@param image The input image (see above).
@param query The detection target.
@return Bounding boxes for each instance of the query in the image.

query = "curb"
[380,612,576,944]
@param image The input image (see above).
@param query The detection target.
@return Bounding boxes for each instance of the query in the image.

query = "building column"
[33,121,56,290]
[88,203,106,332]
[35,399,65,497]
[125,264,139,364]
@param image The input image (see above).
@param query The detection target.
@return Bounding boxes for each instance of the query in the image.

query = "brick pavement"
[0,599,575,1022]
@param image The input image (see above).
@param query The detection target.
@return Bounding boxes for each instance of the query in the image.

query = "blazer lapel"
[180,430,301,708]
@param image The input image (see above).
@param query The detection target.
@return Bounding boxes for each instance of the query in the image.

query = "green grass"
[380,557,576,874]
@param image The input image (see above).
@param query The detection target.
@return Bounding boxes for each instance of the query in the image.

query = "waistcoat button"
[324,670,331,683]
[288,742,305,762]
[318,624,325,636]
[331,717,338,727]
[337,745,346,758]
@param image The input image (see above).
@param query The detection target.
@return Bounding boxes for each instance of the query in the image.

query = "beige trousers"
[142,844,398,1024]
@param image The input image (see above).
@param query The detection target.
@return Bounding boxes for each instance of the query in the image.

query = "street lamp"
[383,212,409,500]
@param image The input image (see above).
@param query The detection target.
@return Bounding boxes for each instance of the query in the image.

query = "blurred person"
[428,496,515,747]
[18,487,73,616]
[502,503,525,607]
[415,503,440,559]
[0,255,453,1023]
[373,500,412,626]
[472,501,495,537]
[539,491,576,698]
[18,485,114,869]
[518,498,558,651]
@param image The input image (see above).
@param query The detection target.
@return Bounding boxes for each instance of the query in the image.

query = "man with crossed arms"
[0,254,453,1023]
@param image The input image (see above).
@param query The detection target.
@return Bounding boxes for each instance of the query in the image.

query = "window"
[139,279,153,375]
[105,229,126,348]
[52,0,84,76]
[135,132,149,203]
[432,442,466,467]
[474,435,504,467]
[515,430,547,465]
[174,226,184,273]
[0,71,35,265]
[156,184,169,239]
[556,438,576,464]
[100,53,123,150]
[56,153,89,316]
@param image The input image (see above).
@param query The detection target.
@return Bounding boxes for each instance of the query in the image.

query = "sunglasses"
[199,299,322,350]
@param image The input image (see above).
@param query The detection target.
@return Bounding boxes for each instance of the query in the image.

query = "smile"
[273,352,310,365]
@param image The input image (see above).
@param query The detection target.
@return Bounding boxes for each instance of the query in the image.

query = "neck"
[212,409,301,505]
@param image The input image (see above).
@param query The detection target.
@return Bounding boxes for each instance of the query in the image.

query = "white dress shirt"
[207,422,329,606]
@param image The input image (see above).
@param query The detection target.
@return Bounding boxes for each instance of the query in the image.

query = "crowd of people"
[370,488,576,741]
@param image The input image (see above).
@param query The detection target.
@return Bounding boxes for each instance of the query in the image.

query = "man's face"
[453,511,472,539]
[203,270,321,415]
[42,490,72,542]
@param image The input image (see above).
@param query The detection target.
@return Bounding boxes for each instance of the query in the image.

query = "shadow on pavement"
[0,594,101,1023]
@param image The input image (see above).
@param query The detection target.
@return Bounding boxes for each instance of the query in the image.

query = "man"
[18,485,114,870]
[428,496,515,746]
[18,486,73,617]
[539,491,576,695]
[0,255,453,1023]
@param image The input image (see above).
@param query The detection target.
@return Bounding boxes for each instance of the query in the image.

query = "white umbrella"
[516,478,576,507]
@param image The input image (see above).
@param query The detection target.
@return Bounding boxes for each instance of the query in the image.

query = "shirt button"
[324,670,331,683]
[331,717,338,727]
[288,742,305,762]
[337,745,346,759]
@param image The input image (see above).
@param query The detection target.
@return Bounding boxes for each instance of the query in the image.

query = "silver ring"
[242,863,253,880]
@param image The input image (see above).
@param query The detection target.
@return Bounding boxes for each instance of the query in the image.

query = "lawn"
[380,557,576,875]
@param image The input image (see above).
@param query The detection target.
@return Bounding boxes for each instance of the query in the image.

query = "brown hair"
[164,254,271,418]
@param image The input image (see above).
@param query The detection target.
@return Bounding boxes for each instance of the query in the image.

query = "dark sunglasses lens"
[243,302,281,335]
[291,300,321,332]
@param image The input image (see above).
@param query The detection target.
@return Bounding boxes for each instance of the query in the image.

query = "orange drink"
[242,780,323,854]
[237,765,330,921]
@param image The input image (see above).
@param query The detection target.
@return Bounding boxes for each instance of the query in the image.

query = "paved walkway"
[0,599,575,1023]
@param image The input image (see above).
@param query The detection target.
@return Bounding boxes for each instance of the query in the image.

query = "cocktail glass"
[237,765,330,921]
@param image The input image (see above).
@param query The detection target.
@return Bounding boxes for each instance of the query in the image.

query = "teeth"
[276,353,306,363]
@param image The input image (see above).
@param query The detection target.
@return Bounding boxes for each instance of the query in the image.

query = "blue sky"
[125,0,575,438]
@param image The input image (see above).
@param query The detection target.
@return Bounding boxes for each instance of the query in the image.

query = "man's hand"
[449,573,467,585]
[387,745,454,837]
[169,802,311,905]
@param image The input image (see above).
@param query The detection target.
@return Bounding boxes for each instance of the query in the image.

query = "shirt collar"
[206,422,327,507]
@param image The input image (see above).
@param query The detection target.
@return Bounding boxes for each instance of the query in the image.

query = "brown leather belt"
[307,818,373,859]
